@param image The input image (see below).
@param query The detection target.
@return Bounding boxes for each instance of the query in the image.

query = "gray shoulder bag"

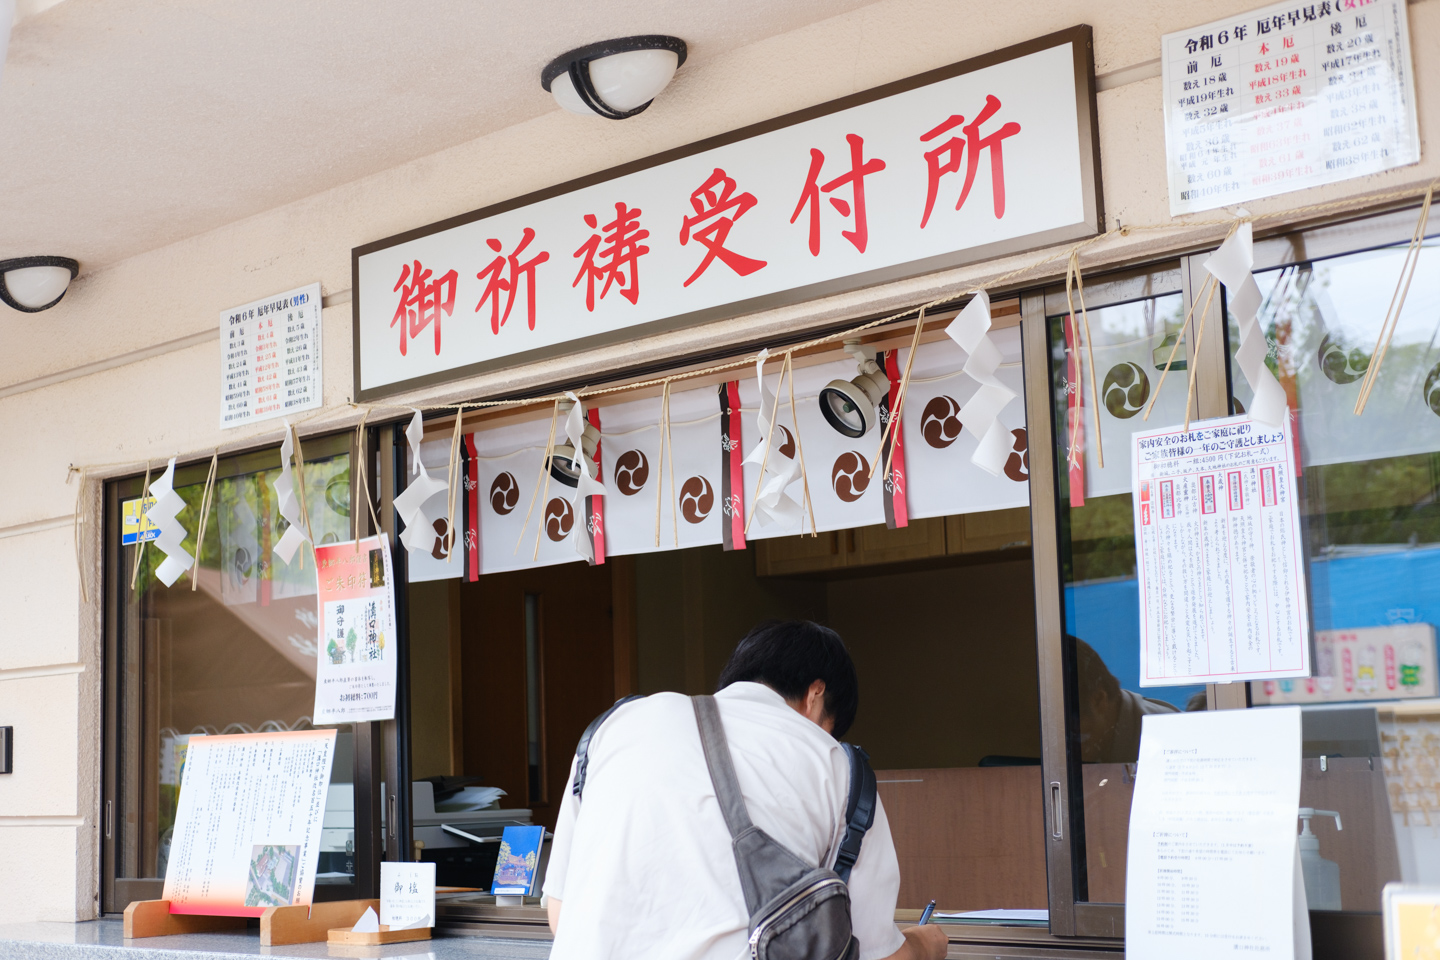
[692,694,873,960]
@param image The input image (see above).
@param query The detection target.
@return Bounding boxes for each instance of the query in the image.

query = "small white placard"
[1161,0,1419,215]
[1132,414,1310,686]
[1126,708,1308,960]
[220,282,323,428]
[381,861,435,930]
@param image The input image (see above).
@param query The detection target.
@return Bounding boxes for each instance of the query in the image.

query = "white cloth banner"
[472,418,589,574]
[899,327,1030,518]
[600,387,723,556]
[407,431,464,583]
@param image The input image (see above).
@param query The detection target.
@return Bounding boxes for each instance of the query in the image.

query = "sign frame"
[351,25,1103,401]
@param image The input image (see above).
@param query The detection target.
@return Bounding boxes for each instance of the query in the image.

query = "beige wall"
[0,0,1437,923]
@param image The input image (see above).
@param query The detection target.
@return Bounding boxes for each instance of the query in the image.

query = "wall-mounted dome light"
[0,257,80,313]
[541,36,687,120]
[819,340,891,438]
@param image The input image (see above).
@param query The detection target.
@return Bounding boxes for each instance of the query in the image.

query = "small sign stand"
[326,923,432,946]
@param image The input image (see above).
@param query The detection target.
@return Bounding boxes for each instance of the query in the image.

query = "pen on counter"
[918,900,936,925]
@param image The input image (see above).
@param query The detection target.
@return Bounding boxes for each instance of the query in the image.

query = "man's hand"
[895,923,948,960]
[546,896,562,934]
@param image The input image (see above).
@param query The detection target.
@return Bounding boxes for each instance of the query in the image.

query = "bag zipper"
[748,876,847,959]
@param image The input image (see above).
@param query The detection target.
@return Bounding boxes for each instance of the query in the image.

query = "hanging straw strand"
[783,353,818,537]
[444,409,465,562]
[654,381,671,547]
[69,467,89,604]
[1065,250,1104,467]
[664,382,679,547]
[129,461,153,592]
[517,400,561,555]
[1355,183,1434,415]
[190,450,219,591]
[1182,275,1222,432]
[352,409,384,551]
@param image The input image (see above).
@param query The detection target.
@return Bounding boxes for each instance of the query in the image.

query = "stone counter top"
[0,919,552,959]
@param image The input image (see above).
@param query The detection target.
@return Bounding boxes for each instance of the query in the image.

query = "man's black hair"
[716,620,860,738]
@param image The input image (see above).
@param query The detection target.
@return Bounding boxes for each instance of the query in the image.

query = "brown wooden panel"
[754,530,844,575]
[1081,763,1136,904]
[611,554,639,698]
[876,766,1047,912]
[852,519,947,566]
[949,507,1032,554]
[459,573,528,815]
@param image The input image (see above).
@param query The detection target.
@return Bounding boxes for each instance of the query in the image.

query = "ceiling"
[0,0,876,272]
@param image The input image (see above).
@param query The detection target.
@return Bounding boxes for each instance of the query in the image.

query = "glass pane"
[1230,234,1440,912]
[113,451,356,886]
[1049,287,1209,904]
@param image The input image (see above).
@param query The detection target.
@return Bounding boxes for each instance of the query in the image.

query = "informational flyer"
[162,729,336,917]
[381,861,436,929]
[312,536,399,723]
[220,282,323,428]
[1126,708,1308,959]
[1132,413,1310,686]
[1162,0,1419,215]
[1253,623,1438,704]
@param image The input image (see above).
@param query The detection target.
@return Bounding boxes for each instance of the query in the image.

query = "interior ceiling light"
[820,340,891,439]
[0,257,80,313]
[541,35,687,120]
[548,401,602,487]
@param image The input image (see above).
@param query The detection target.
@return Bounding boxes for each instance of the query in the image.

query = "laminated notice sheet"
[162,729,336,916]
[313,536,399,723]
[1126,707,1308,959]
[1132,413,1309,686]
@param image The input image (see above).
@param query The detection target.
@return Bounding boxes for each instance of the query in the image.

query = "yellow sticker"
[122,496,160,545]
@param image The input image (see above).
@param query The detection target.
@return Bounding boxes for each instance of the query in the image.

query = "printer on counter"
[412,779,551,891]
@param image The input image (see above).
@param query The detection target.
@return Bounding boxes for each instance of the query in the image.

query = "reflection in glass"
[1229,235,1440,911]
[116,452,355,885]
[1049,289,1208,903]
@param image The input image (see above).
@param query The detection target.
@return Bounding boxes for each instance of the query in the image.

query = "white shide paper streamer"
[564,391,606,562]
[743,349,803,527]
[147,458,195,587]
[946,290,1018,476]
[393,408,450,553]
[272,424,310,564]
[1205,222,1287,426]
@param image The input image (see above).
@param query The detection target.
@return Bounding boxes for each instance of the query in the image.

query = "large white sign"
[1162,0,1419,215]
[220,283,323,428]
[1132,413,1310,686]
[1126,708,1308,959]
[163,729,336,917]
[354,30,1100,399]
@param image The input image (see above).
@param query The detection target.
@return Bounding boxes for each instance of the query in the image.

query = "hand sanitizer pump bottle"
[1298,808,1343,911]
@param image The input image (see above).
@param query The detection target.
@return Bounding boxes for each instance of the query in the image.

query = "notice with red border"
[1132,413,1309,686]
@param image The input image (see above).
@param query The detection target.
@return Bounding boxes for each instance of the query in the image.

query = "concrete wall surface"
[0,0,1436,924]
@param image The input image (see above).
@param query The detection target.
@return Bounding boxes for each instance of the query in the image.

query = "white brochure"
[1132,413,1310,686]
[381,861,436,930]
[1126,707,1309,960]
[162,729,336,916]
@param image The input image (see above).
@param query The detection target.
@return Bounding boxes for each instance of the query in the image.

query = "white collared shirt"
[543,682,906,960]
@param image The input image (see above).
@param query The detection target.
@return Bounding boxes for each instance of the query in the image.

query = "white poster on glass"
[1162,0,1419,215]
[1126,707,1308,959]
[1132,413,1310,686]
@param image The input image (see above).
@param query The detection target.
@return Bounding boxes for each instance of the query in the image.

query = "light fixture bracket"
[0,256,80,313]
[541,35,688,120]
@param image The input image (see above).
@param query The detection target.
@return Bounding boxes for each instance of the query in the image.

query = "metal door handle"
[1050,781,1063,840]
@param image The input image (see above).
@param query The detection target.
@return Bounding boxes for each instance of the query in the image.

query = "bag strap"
[692,695,755,839]
[832,743,876,883]
[572,694,644,800]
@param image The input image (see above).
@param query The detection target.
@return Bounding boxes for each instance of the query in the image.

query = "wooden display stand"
[327,924,432,946]
[123,898,417,946]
